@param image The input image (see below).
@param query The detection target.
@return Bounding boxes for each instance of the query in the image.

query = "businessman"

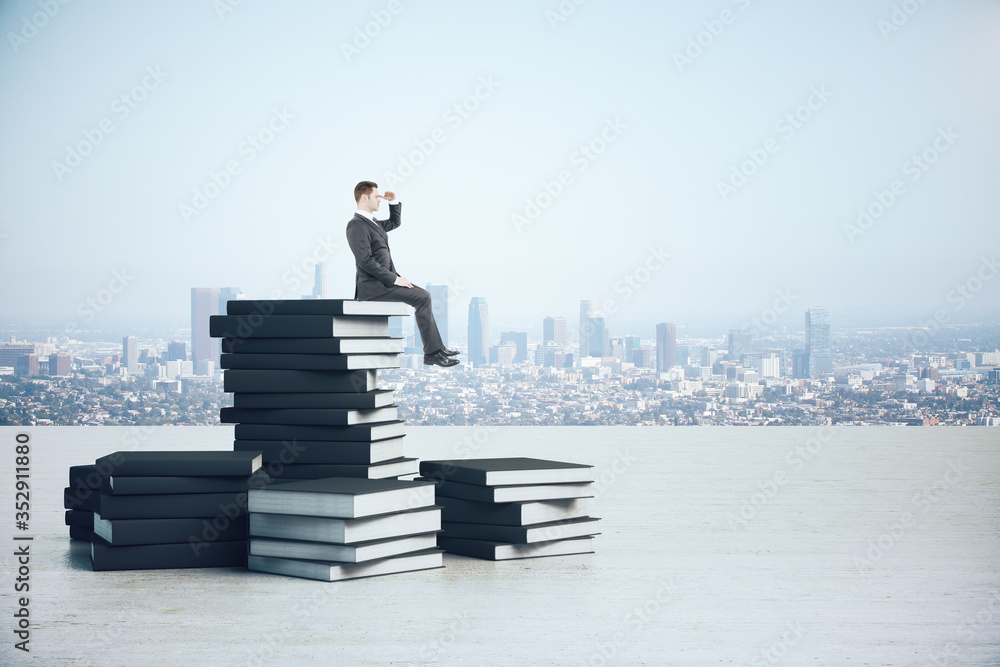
[346,181,459,368]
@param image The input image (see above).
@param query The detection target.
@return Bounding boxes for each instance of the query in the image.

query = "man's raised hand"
[379,191,396,203]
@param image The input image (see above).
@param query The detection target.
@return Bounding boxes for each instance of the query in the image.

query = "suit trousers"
[365,285,445,355]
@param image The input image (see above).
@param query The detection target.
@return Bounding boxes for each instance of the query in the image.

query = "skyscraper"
[122,335,138,374]
[468,297,489,367]
[656,323,676,372]
[167,340,187,361]
[728,328,753,360]
[543,316,567,346]
[805,307,833,378]
[579,300,599,359]
[311,262,331,299]
[500,331,528,363]
[191,288,220,368]
[218,287,244,314]
[419,284,450,350]
[624,335,641,362]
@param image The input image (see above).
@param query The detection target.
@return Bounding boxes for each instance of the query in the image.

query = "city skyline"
[2,3,999,334]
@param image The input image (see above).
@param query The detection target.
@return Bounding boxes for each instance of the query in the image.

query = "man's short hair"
[354,181,377,203]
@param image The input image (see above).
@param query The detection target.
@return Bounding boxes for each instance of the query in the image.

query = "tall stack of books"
[418,457,601,560]
[84,451,264,571]
[246,477,443,581]
[211,299,417,481]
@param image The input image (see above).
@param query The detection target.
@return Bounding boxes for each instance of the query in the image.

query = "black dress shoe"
[424,351,460,367]
[442,348,460,357]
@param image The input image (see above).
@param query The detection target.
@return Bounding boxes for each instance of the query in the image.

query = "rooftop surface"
[1,425,998,666]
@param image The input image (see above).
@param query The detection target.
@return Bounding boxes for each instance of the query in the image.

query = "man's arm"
[380,201,401,233]
[345,220,398,287]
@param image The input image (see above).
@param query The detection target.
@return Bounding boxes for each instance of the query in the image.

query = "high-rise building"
[500,331,528,363]
[656,323,676,372]
[631,347,652,368]
[579,300,600,359]
[490,341,517,366]
[418,284,450,350]
[806,307,833,378]
[167,340,187,362]
[311,262,331,299]
[122,336,139,374]
[0,342,36,368]
[675,344,689,367]
[728,328,753,360]
[609,338,624,361]
[191,287,221,368]
[624,335,641,361]
[49,353,72,376]
[543,316,567,346]
[468,297,489,366]
[16,354,39,377]
[792,349,810,379]
[218,287,244,314]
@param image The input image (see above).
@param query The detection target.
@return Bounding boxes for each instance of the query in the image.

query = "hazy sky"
[2,1,999,341]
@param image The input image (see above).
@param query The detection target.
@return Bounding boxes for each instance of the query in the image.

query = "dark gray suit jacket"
[345,203,402,300]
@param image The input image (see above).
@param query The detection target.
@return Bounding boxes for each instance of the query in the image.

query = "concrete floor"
[0,425,998,666]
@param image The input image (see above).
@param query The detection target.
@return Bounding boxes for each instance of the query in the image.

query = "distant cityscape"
[1,269,998,426]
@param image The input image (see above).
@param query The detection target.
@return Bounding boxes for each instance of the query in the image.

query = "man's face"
[362,188,381,213]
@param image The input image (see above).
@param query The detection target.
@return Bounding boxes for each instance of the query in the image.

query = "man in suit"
[346,181,459,368]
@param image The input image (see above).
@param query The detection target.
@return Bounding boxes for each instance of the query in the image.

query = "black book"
[65,509,94,528]
[437,536,594,561]
[94,451,262,477]
[417,477,594,503]
[91,535,246,571]
[420,458,593,486]
[248,477,433,519]
[234,421,405,442]
[234,437,406,465]
[69,464,104,489]
[249,532,438,564]
[437,497,589,526]
[93,513,248,546]
[440,517,601,543]
[224,369,377,393]
[102,470,270,495]
[248,548,442,582]
[210,315,388,339]
[227,299,410,317]
[223,337,405,355]
[64,487,100,512]
[221,406,398,426]
[268,458,418,481]
[249,506,441,543]
[234,389,394,410]
[98,492,248,520]
[70,526,93,542]
[220,353,400,371]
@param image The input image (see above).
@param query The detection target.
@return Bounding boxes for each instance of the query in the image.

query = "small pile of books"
[418,457,601,560]
[211,299,417,481]
[75,451,265,570]
[246,477,443,581]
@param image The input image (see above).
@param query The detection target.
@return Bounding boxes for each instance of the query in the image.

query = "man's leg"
[368,286,444,355]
